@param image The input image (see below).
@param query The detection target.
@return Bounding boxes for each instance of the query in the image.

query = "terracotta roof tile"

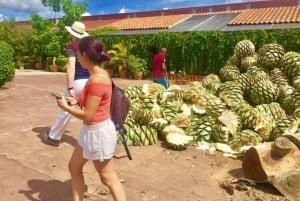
[104,14,192,30]
[83,19,120,31]
[14,21,32,29]
[228,6,300,25]
[12,2,300,32]
[81,0,298,21]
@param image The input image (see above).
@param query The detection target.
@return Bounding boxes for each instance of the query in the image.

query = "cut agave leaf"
[166,133,193,151]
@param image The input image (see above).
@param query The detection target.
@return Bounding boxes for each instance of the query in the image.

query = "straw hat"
[65,21,89,39]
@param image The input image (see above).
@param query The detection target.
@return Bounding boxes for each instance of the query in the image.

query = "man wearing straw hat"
[43,21,89,146]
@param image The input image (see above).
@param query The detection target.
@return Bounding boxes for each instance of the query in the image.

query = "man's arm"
[66,56,76,97]
[162,62,167,71]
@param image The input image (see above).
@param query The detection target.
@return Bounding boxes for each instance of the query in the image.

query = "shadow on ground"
[18,179,72,201]
[32,127,77,147]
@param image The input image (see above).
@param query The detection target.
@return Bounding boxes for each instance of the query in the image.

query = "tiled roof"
[101,14,192,30]
[10,0,300,32]
[82,0,298,21]
[228,6,300,25]
[84,6,300,31]
[84,19,120,31]
[14,21,32,29]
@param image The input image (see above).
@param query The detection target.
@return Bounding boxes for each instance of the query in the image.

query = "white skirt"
[78,119,117,161]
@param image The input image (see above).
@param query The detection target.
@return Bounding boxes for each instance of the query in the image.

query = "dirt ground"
[0,69,291,201]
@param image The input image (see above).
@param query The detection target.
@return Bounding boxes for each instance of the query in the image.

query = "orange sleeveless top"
[78,82,112,122]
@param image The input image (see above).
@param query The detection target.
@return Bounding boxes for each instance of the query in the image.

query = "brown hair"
[78,36,110,64]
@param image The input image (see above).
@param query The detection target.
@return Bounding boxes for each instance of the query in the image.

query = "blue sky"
[0,0,257,22]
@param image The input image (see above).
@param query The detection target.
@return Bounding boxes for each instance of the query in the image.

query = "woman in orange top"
[56,36,127,201]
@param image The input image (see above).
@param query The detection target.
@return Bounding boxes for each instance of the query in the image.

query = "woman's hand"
[69,88,76,98]
[65,96,78,106]
[57,94,69,109]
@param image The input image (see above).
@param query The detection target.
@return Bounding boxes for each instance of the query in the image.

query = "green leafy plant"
[89,26,119,36]
[0,41,15,87]
[107,43,134,72]
[175,70,186,80]
[56,56,68,72]
[128,55,148,76]
[15,55,32,69]
[45,36,61,58]
[29,15,53,68]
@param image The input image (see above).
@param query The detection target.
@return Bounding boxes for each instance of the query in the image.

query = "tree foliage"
[27,0,88,68]
[29,14,50,31]
[99,29,300,75]
[0,41,15,87]
[0,20,33,58]
[41,0,87,23]
[56,0,87,46]
[42,0,63,21]
[42,0,62,12]
[89,27,119,36]
[57,0,87,26]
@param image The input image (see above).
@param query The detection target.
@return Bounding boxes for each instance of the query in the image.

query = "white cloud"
[0,0,53,20]
[119,8,127,13]
[81,12,91,16]
[0,0,47,13]
[0,13,7,22]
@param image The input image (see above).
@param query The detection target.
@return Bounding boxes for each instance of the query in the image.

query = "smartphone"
[51,93,62,99]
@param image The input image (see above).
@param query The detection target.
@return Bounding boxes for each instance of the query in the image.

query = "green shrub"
[56,56,68,72]
[0,41,15,88]
[100,29,300,75]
